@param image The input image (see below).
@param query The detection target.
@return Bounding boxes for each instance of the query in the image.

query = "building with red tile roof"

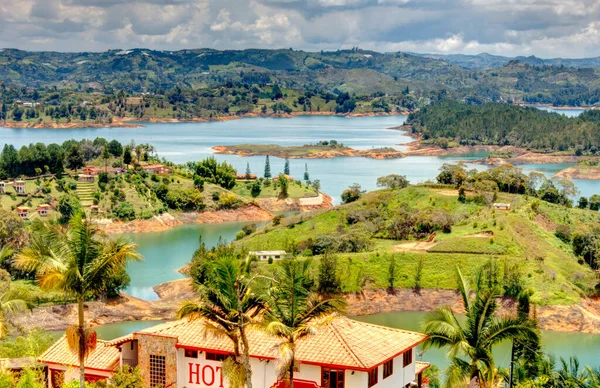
[39,316,430,388]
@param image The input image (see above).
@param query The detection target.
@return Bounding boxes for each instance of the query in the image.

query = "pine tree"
[264,156,271,178]
[245,162,251,180]
[304,163,309,181]
[284,158,290,175]
[0,103,6,121]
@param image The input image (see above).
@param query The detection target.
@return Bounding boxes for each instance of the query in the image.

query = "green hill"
[234,185,599,306]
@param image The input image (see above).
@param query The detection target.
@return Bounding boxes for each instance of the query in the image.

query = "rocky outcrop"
[256,192,333,212]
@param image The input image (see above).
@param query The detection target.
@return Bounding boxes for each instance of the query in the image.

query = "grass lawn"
[232,180,318,199]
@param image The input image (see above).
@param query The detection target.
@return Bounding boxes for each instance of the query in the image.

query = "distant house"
[142,164,173,175]
[493,203,511,211]
[236,173,257,180]
[16,206,29,219]
[37,204,50,217]
[83,165,126,176]
[13,180,26,194]
[78,174,94,183]
[249,250,286,261]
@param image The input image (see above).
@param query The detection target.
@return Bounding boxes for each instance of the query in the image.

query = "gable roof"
[38,336,120,372]
[133,316,427,370]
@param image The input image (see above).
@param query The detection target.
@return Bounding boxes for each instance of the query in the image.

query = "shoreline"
[13,279,600,335]
[1,111,409,130]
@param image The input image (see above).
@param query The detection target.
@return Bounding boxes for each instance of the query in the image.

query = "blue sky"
[1,0,599,57]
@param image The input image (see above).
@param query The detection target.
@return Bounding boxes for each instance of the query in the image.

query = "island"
[554,159,600,180]
[212,141,405,159]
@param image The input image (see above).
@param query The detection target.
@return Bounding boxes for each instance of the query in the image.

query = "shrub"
[218,193,240,209]
[235,230,246,240]
[341,183,364,204]
[112,201,136,221]
[164,188,205,211]
[242,224,256,235]
[554,224,572,243]
[272,215,282,226]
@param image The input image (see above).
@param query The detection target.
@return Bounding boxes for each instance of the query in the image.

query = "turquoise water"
[538,107,585,117]
[125,221,262,300]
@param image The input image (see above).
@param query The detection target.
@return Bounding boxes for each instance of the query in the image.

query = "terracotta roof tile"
[135,316,427,370]
[415,361,431,375]
[38,336,120,372]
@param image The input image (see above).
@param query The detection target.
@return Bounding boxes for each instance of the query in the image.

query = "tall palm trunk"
[239,329,253,388]
[288,342,295,388]
[78,297,86,388]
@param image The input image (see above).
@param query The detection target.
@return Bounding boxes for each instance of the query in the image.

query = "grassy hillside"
[234,186,599,305]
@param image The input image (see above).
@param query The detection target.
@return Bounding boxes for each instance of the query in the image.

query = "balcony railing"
[122,358,138,367]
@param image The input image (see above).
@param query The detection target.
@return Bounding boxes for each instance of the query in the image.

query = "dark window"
[322,368,345,388]
[50,369,65,388]
[403,350,412,367]
[206,352,226,361]
[383,360,393,379]
[368,368,378,387]
[185,349,198,358]
[149,354,166,387]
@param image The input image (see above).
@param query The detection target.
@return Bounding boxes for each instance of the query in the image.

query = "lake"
[2,112,598,203]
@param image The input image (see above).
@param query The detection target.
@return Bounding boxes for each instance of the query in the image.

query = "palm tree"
[178,256,265,388]
[14,214,141,388]
[263,259,343,388]
[423,268,538,388]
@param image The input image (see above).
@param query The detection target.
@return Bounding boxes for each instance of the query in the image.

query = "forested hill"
[2,48,600,106]
[406,100,600,154]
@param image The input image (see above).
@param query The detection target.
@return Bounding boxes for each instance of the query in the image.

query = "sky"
[1,0,600,58]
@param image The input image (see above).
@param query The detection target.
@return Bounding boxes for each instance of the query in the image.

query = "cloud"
[0,0,599,57]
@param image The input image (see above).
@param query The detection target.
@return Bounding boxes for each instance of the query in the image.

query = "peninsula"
[212,142,405,159]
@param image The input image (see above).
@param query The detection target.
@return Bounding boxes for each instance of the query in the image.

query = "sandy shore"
[553,166,600,180]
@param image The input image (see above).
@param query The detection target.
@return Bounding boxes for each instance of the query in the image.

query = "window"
[403,350,412,367]
[185,349,198,358]
[368,368,378,387]
[322,368,345,388]
[206,352,226,361]
[149,354,166,388]
[50,370,64,388]
[383,360,393,379]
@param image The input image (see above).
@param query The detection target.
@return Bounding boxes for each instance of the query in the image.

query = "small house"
[78,174,94,183]
[37,204,50,217]
[273,174,294,181]
[249,250,286,261]
[16,206,29,219]
[493,203,511,211]
[142,164,173,175]
[82,166,99,176]
[13,180,26,194]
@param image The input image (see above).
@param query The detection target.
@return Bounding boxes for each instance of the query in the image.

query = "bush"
[235,230,246,240]
[218,193,240,209]
[242,224,256,235]
[98,171,109,184]
[341,183,364,204]
[272,215,282,226]
[112,201,136,221]
[554,224,572,243]
[164,188,205,211]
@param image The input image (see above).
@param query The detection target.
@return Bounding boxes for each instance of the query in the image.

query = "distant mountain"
[412,53,600,70]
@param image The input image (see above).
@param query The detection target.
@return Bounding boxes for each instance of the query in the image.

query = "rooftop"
[109,316,426,371]
[249,250,287,255]
[38,336,120,372]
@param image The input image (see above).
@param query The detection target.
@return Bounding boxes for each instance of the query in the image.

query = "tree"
[190,157,237,190]
[589,194,600,211]
[303,163,309,181]
[106,366,144,388]
[578,196,589,209]
[57,194,81,224]
[271,84,283,100]
[277,173,289,198]
[376,174,409,189]
[0,279,32,338]
[284,158,290,175]
[107,140,123,157]
[14,215,141,388]
[317,253,341,294]
[312,179,320,192]
[102,145,110,173]
[0,103,6,121]
[251,180,262,198]
[387,256,397,291]
[123,146,132,168]
[178,256,265,388]
[245,163,252,180]
[66,145,84,170]
[341,183,364,204]
[264,260,343,388]
[423,268,538,388]
[264,156,272,178]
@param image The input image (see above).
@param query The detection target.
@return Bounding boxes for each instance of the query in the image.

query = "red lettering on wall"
[188,363,224,387]
[202,365,215,386]
[216,366,224,388]
[189,363,201,384]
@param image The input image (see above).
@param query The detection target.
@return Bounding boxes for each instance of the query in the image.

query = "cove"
[124,221,261,300]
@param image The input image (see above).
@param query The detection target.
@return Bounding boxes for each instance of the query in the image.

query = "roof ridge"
[328,319,366,369]
[351,319,424,336]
